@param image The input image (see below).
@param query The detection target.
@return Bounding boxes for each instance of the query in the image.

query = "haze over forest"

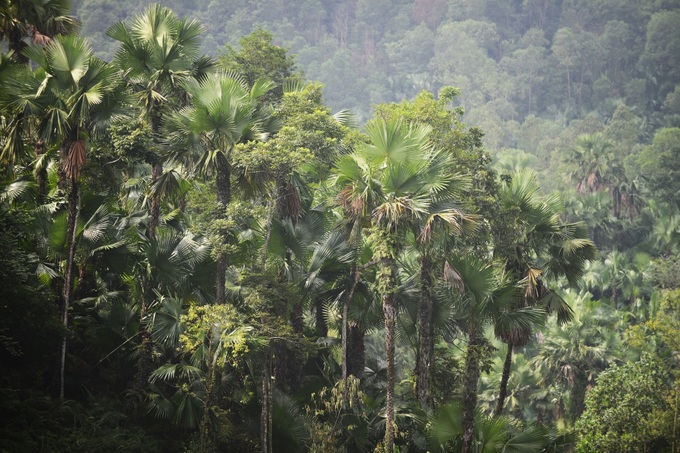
[2,0,680,452]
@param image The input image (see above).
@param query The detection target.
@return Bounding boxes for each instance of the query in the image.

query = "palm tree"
[167,72,275,304]
[22,34,128,399]
[565,133,614,195]
[532,295,621,422]
[479,353,534,420]
[0,53,48,196]
[441,255,544,453]
[565,133,634,227]
[107,4,212,238]
[0,0,78,63]
[603,250,629,309]
[413,166,476,412]
[493,171,596,417]
[651,213,680,256]
[334,118,470,451]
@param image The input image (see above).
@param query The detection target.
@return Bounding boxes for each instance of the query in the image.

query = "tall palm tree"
[22,35,128,399]
[493,171,596,417]
[413,164,476,412]
[167,72,275,305]
[441,255,544,453]
[334,118,470,451]
[107,4,213,238]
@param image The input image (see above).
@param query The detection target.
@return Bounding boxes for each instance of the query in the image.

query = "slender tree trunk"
[342,260,376,381]
[9,27,28,64]
[148,161,162,238]
[342,289,349,382]
[148,107,163,239]
[374,226,398,452]
[570,376,587,423]
[291,302,303,334]
[200,334,216,452]
[566,68,571,99]
[462,328,480,453]
[494,342,513,417]
[261,350,273,453]
[275,307,301,392]
[383,289,397,453]
[578,61,585,109]
[260,199,275,269]
[528,83,532,115]
[60,177,80,400]
[347,324,365,379]
[135,247,159,389]
[415,254,434,411]
[215,157,231,305]
[342,266,360,383]
[134,330,154,389]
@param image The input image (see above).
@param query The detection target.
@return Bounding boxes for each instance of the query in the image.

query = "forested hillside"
[73,0,680,151]
[1,1,680,452]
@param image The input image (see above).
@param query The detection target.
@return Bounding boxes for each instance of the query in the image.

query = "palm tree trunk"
[343,260,376,381]
[215,157,231,305]
[375,228,398,452]
[570,376,587,423]
[347,324,365,379]
[148,106,163,239]
[148,160,162,238]
[8,26,28,64]
[274,303,304,393]
[261,350,273,453]
[342,266,360,382]
[416,254,434,411]
[383,288,397,453]
[60,177,80,400]
[566,68,571,99]
[342,290,350,383]
[462,328,480,453]
[200,335,216,452]
[494,342,513,417]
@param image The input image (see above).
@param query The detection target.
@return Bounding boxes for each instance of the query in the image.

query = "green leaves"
[576,354,672,452]
[427,402,552,452]
[167,72,274,175]
[362,119,432,165]
[150,296,183,348]
[47,34,90,85]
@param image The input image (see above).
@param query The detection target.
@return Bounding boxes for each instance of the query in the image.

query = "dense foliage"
[2,1,680,452]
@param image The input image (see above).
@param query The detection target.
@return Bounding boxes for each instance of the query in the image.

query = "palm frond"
[1,178,36,205]
[150,296,183,348]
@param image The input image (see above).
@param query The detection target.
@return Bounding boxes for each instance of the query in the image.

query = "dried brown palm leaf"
[525,267,543,300]
[280,180,301,220]
[63,140,87,180]
[443,260,464,294]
